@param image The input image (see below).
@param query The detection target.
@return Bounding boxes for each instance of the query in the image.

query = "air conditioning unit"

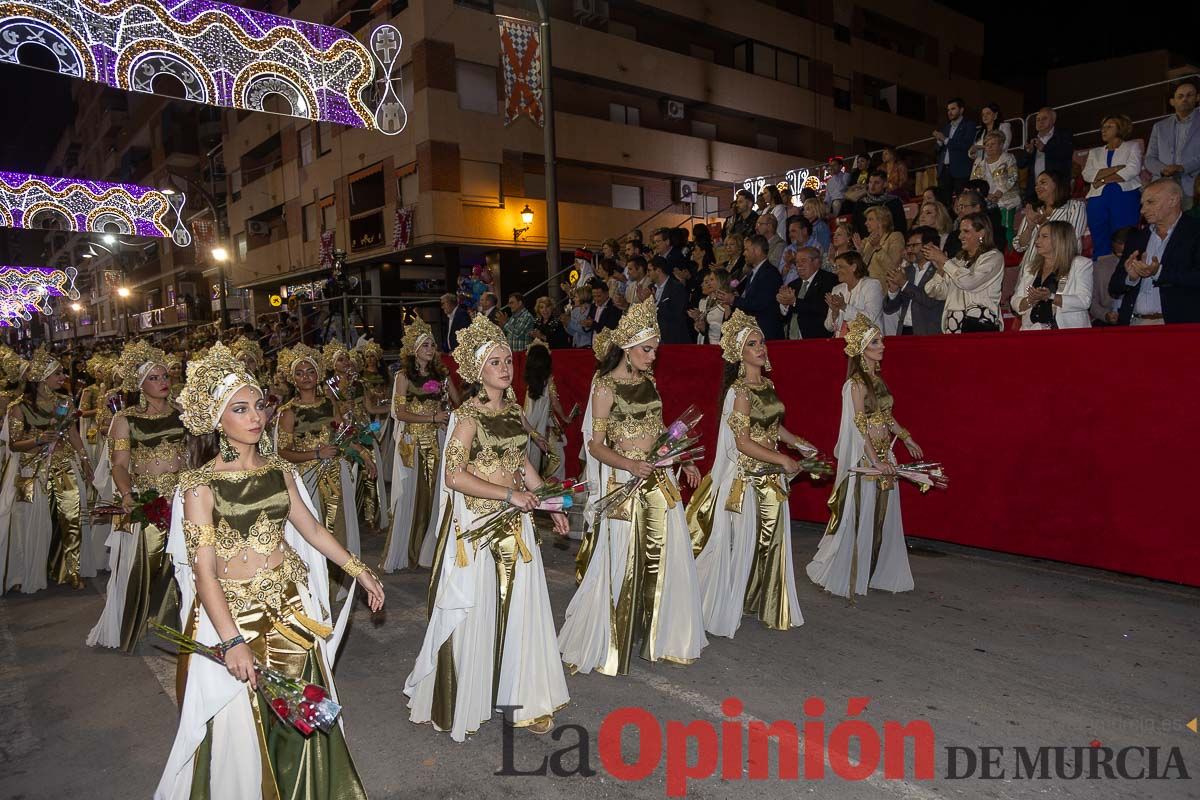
[247,220,271,236]
[664,99,685,120]
[573,0,609,23]
[673,179,699,204]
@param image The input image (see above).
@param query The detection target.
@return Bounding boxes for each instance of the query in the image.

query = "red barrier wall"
[462,325,1200,587]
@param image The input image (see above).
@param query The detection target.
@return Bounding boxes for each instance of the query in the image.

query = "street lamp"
[116,286,131,337]
[116,286,131,298]
[513,204,535,241]
[210,246,230,329]
[69,302,83,347]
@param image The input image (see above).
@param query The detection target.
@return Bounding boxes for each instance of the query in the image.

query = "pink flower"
[421,379,441,394]
[668,421,688,440]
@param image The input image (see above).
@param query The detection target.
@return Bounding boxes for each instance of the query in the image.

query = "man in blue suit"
[933,98,977,207]
[717,234,784,340]
[440,293,469,352]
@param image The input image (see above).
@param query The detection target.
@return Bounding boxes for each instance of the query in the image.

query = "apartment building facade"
[201,0,1023,344]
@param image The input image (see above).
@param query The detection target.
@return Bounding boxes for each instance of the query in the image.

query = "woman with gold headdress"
[166,351,184,403]
[156,342,383,799]
[87,340,187,651]
[685,311,809,637]
[0,346,27,589]
[275,343,366,571]
[77,353,109,464]
[558,298,708,676]
[4,347,93,592]
[522,340,573,481]
[381,316,459,572]
[805,315,923,599]
[229,335,265,385]
[352,336,391,484]
[322,340,386,533]
[405,314,569,741]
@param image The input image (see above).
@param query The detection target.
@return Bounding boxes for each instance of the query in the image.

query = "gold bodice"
[446,401,528,513]
[111,406,187,495]
[594,373,664,448]
[395,377,442,446]
[78,384,102,412]
[726,379,786,472]
[853,375,897,457]
[10,394,77,470]
[278,397,336,451]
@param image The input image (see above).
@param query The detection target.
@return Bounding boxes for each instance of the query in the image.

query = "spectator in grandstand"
[964,178,1010,245]
[847,154,871,190]
[857,206,905,284]
[600,237,620,262]
[647,255,693,344]
[718,232,747,281]
[1082,114,1144,258]
[969,102,1013,158]
[781,215,813,285]
[916,199,955,251]
[1109,178,1200,325]
[754,212,786,270]
[759,184,790,240]
[583,278,622,336]
[724,189,759,240]
[687,238,718,307]
[690,268,731,344]
[1010,220,1094,330]
[777,246,837,339]
[971,131,1021,215]
[824,221,855,272]
[690,223,714,255]
[532,295,572,348]
[596,257,626,303]
[944,189,984,257]
[824,251,884,336]
[1145,79,1200,211]
[503,292,537,351]
[923,212,1005,333]
[824,158,850,216]
[1014,171,1090,273]
[934,97,978,205]
[881,147,910,198]
[846,170,907,237]
[1090,226,1131,326]
[883,226,945,336]
[566,285,595,347]
[715,234,785,340]
[441,293,469,352]
[623,255,651,308]
[801,198,831,253]
[1016,107,1075,201]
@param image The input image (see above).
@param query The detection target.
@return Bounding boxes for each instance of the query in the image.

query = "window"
[235,232,247,262]
[611,184,642,210]
[397,170,418,206]
[303,202,318,241]
[298,126,314,167]
[460,160,501,205]
[229,168,242,200]
[733,39,809,88]
[690,120,717,140]
[457,61,498,114]
[608,103,640,126]
[523,171,545,199]
[317,122,333,155]
[755,133,779,152]
[320,196,336,233]
[349,165,385,216]
[834,74,852,111]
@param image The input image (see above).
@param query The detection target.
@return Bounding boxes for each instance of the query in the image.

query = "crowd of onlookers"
[444,78,1200,352]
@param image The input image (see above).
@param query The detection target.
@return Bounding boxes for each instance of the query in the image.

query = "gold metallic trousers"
[43,463,84,585]
[118,521,178,652]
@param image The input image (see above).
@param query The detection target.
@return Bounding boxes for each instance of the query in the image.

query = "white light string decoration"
[0,171,191,245]
[0,264,79,326]
[0,0,405,133]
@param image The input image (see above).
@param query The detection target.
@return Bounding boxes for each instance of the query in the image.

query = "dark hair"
[669,227,688,249]
[981,102,1002,125]
[800,187,817,201]
[1173,78,1200,96]
[628,255,647,271]
[958,211,996,257]
[524,344,552,401]
[1034,171,1072,209]
[694,242,717,268]
[719,361,740,408]
[762,185,784,205]
[598,256,618,276]
[691,223,713,244]
[908,225,941,247]
[735,189,755,203]
[1112,226,1134,247]
[588,277,609,294]
[787,214,811,237]
[964,178,991,198]
[869,169,888,182]
[947,97,965,109]
[649,255,669,275]
[597,343,625,376]
[508,292,525,306]
[747,233,770,254]
[834,251,869,279]
[957,189,984,210]
[403,349,448,386]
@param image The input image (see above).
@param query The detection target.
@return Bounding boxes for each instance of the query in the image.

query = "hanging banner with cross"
[497,15,543,128]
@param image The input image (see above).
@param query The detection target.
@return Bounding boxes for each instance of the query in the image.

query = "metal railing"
[1024,74,1198,150]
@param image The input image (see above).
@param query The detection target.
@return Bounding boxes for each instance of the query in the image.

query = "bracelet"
[218,634,246,654]
[895,427,912,442]
[343,555,367,578]
[505,487,513,504]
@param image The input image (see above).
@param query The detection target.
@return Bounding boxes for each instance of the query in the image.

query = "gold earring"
[737,361,746,379]
[625,352,634,373]
[257,430,275,456]
[217,426,238,462]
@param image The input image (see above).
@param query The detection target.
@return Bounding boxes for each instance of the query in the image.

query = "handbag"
[947,305,1000,333]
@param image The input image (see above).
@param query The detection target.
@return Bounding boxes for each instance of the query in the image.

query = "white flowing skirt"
[85,526,138,648]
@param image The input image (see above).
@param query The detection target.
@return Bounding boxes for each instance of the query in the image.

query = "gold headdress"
[353,336,383,362]
[165,351,183,372]
[85,353,107,380]
[27,346,61,383]
[277,343,324,385]
[843,315,881,358]
[720,310,763,364]
[451,314,508,383]
[117,340,169,392]
[527,339,550,354]
[178,342,260,435]
[399,316,434,359]
[611,297,659,350]
[321,340,350,372]
[229,335,264,369]
[0,348,23,385]
[591,328,613,361]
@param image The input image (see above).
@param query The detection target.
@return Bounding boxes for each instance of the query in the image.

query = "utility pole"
[533,0,560,300]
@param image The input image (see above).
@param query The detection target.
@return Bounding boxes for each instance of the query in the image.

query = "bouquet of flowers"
[458,478,585,552]
[851,460,949,493]
[106,393,125,416]
[592,405,705,518]
[42,399,81,461]
[319,417,382,475]
[745,453,836,481]
[150,622,341,736]
[92,488,173,529]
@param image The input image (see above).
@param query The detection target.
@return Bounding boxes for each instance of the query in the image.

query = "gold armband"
[394,395,407,406]
[277,431,295,450]
[182,520,217,559]
[895,427,912,442]
[110,437,131,452]
[727,411,750,436]
[853,412,869,437]
[343,555,367,578]
[444,438,467,476]
[591,417,609,433]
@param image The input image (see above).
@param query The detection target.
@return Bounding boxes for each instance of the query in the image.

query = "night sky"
[0,4,1195,174]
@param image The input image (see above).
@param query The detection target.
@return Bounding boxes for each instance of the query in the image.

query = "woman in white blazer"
[824,251,884,335]
[1082,114,1144,258]
[1011,221,1094,330]
[923,212,1005,333]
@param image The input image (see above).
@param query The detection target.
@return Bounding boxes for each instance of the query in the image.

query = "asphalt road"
[2,524,1197,799]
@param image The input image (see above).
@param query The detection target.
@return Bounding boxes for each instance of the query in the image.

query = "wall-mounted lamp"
[513,204,534,241]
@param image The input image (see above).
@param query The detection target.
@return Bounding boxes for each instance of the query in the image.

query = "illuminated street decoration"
[0,265,79,326]
[0,171,191,245]
[0,0,404,133]
[741,165,833,203]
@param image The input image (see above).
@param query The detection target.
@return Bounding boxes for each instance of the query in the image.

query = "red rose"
[561,480,574,490]
[270,698,290,720]
[302,683,327,702]
[293,719,314,735]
